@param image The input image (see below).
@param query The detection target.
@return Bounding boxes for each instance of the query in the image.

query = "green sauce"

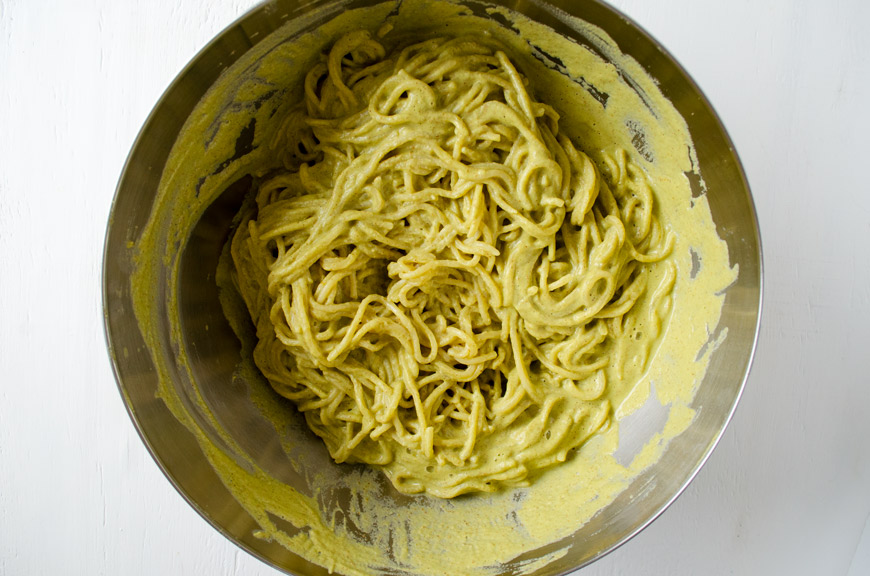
[131,1,735,574]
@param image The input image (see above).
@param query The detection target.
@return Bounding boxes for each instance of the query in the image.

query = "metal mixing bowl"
[103,0,762,574]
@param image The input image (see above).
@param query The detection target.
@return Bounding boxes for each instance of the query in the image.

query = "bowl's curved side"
[102,2,344,575]
[516,2,762,573]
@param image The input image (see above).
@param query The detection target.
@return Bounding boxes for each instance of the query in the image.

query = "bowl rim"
[102,0,763,574]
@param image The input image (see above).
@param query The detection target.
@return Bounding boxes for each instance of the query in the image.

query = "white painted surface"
[1,0,868,574]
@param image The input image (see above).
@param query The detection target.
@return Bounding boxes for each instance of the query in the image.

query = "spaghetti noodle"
[230,31,674,497]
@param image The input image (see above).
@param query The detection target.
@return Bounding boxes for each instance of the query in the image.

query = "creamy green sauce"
[131,1,735,574]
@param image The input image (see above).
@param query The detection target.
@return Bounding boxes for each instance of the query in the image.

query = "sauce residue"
[130,1,736,574]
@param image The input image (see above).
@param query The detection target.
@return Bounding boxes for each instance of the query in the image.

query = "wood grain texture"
[1,0,868,574]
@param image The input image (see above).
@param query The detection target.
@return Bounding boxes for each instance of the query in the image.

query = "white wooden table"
[2,0,869,574]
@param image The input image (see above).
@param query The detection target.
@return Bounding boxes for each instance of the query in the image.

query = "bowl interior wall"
[104,1,761,574]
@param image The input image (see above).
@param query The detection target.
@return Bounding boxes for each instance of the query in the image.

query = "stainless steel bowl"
[103,1,762,574]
